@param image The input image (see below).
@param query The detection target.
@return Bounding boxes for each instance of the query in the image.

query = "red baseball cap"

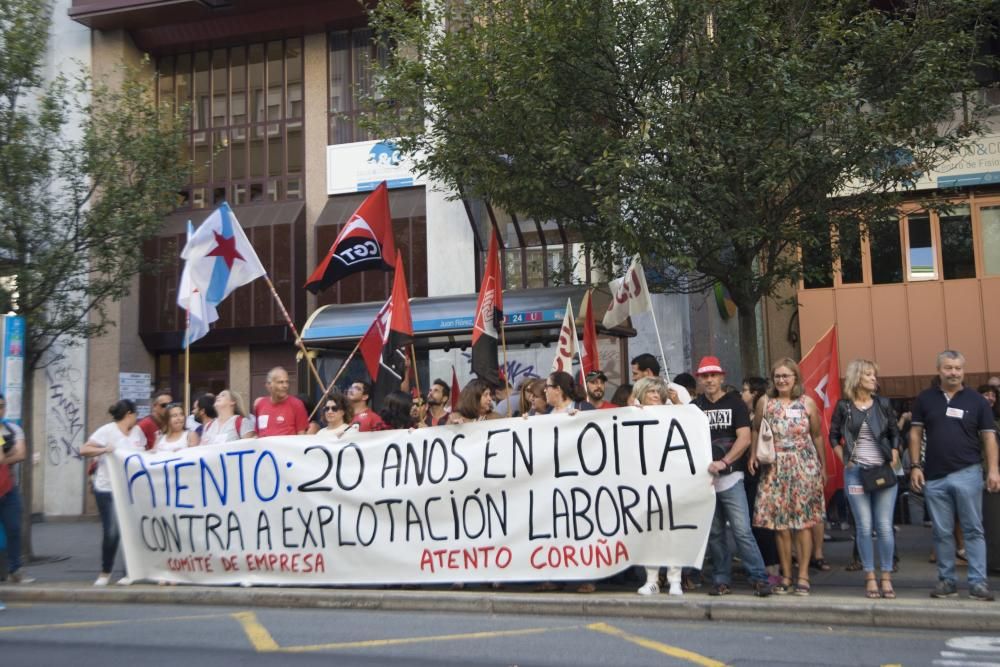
[695,356,724,376]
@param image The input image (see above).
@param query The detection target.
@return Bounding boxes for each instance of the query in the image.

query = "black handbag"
[860,463,897,492]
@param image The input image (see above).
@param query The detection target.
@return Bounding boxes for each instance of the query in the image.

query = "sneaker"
[637,582,659,596]
[8,571,36,584]
[116,576,132,586]
[930,580,958,598]
[752,581,773,598]
[668,583,684,596]
[708,583,732,596]
[93,575,111,587]
[969,583,995,602]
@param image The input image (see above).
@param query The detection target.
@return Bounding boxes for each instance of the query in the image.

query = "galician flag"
[603,255,652,329]
[177,220,212,347]
[178,203,266,345]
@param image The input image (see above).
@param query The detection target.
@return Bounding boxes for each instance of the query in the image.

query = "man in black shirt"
[910,350,1000,601]
[692,357,771,597]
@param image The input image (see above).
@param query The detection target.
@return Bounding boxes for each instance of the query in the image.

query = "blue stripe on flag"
[206,204,233,304]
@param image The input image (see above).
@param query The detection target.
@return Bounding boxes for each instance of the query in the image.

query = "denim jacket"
[829,395,900,466]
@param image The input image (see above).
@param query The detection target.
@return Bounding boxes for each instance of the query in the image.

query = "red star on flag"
[206,231,245,269]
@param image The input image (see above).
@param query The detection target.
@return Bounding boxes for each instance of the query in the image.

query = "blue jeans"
[844,466,897,572]
[0,486,23,572]
[708,479,768,584]
[923,464,987,585]
[94,490,120,574]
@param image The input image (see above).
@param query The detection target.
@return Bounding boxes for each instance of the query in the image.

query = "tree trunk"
[19,339,35,561]
[737,303,762,378]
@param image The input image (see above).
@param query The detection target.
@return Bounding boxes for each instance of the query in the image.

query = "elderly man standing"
[254,367,308,437]
[910,350,1000,601]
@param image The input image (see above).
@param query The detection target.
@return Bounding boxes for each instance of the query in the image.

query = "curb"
[3,586,1000,631]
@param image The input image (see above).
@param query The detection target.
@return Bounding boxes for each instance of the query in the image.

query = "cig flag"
[181,202,266,309]
[305,181,396,294]
[603,255,652,329]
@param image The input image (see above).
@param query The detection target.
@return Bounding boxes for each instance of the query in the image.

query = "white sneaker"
[637,582,659,596]
[669,583,684,596]
[93,575,111,586]
[116,576,132,586]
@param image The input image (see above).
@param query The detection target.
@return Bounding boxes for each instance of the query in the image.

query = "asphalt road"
[2,602,999,666]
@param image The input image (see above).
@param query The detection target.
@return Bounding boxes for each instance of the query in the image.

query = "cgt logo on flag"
[331,216,383,268]
[474,276,498,338]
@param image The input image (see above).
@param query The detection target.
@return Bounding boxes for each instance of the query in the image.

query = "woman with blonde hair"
[829,359,901,598]
[201,390,256,445]
[630,377,685,596]
[749,357,826,596]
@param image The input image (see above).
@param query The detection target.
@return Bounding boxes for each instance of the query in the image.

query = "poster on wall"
[108,406,715,586]
[1,315,25,424]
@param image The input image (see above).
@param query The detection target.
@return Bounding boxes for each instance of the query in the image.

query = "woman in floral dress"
[749,358,826,596]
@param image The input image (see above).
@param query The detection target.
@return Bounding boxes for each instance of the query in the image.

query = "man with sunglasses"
[137,390,173,451]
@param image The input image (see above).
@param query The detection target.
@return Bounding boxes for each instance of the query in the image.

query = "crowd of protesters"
[3,350,997,604]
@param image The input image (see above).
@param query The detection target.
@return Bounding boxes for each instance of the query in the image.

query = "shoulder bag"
[756,402,776,465]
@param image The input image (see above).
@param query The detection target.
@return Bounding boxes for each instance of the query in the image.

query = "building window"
[982,205,1000,276]
[837,218,863,285]
[905,212,936,281]
[802,225,834,289]
[870,216,904,285]
[329,28,389,145]
[158,39,305,210]
[940,204,976,279]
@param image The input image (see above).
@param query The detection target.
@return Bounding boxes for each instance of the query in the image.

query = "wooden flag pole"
[306,336,363,422]
[409,344,421,397]
[499,303,511,418]
[263,275,328,395]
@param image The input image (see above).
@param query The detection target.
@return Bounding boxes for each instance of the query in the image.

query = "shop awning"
[302,285,634,351]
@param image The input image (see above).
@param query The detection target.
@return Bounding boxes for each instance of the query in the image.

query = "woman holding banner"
[545,371,593,413]
[154,404,197,452]
[318,390,356,438]
[81,399,146,586]
[749,358,826,596]
[454,379,501,423]
[631,377,685,596]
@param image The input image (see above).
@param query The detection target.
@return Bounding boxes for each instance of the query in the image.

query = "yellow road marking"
[232,611,280,652]
[0,612,234,634]
[279,624,580,654]
[588,622,728,667]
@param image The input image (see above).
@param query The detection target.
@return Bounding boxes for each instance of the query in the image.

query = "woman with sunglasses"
[154,403,197,452]
[410,394,431,428]
[201,390,256,445]
[318,390,357,438]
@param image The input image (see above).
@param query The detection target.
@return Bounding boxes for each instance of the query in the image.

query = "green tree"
[365,0,998,372]
[1,0,187,553]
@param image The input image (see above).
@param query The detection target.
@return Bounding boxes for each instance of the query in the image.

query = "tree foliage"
[0,0,188,371]
[365,0,998,371]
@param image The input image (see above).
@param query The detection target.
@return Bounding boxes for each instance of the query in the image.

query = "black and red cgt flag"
[358,251,414,410]
[471,231,504,386]
[305,181,396,294]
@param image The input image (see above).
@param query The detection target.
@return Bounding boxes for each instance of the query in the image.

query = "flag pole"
[577,292,590,404]
[262,274,328,395]
[306,336,363,422]
[409,344,421,397]
[499,298,511,418]
[184,307,191,419]
[649,309,670,381]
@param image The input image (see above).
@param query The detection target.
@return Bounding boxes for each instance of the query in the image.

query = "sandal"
[772,578,793,595]
[809,558,832,572]
[865,575,881,600]
[880,575,896,599]
[794,578,811,596]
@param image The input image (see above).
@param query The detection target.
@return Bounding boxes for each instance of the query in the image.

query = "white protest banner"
[107,405,715,586]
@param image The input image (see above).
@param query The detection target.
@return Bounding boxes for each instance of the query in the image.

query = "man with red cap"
[693,355,771,597]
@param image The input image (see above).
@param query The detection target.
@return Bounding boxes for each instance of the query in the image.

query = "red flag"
[471,231,504,386]
[357,251,413,409]
[305,181,396,293]
[450,366,460,412]
[580,289,599,375]
[799,326,843,503]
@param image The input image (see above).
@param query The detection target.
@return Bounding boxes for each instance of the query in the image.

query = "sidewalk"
[2,520,999,631]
